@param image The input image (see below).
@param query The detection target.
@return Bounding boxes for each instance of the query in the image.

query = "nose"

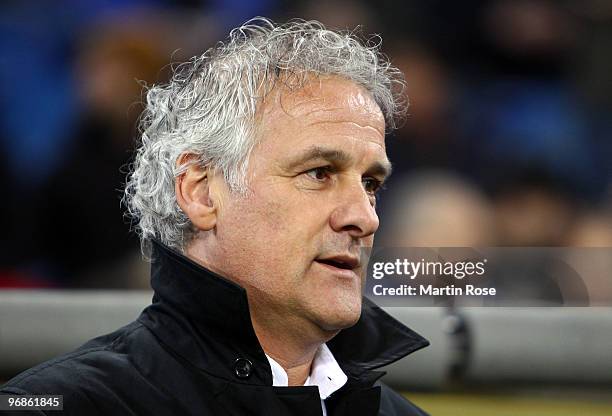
[329,181,380,239]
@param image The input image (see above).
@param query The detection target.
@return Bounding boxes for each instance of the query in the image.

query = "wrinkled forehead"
[256,75,386,138]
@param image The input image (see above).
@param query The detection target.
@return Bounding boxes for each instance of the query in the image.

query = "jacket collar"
[139,240,429,385]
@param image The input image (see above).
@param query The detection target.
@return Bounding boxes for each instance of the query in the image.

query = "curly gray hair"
[123,17,407,253]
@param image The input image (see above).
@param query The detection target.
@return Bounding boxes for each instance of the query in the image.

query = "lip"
[314,254,360,279]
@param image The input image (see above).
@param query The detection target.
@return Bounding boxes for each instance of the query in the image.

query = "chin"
[314,301,362,333]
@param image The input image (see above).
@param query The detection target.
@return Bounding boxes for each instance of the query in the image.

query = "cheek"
[215,180,335,283]
[256,199,291,235]
[231,197,291,240]
[218,196,306,271]
[238,182,327,240]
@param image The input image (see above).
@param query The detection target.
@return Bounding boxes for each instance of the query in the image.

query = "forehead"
[256,76,386,146]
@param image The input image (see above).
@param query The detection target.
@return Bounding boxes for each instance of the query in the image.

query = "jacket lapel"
[328,297,429,374]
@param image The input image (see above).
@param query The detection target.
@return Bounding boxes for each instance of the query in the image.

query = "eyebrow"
[287,145,393,180]
[366,160,393,181]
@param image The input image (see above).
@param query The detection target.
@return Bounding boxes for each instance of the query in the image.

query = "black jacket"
[1,241,430,415]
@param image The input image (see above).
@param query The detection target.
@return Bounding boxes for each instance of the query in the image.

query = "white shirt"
[265,343,348,416]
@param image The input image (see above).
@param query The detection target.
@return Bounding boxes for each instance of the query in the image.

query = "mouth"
[314,255,360,279]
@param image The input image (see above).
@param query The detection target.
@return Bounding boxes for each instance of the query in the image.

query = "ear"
[175,153,217,231]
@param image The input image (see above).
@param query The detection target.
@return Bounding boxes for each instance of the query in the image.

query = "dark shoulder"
[377,381,429,416]
[0,321,148,415]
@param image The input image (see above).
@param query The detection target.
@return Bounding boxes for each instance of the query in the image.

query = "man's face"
[204,76,389,336]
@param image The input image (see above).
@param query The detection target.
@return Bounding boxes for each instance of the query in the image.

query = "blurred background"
[1,0,611,414]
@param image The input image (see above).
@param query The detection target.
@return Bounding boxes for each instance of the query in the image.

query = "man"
[1,18,429,415]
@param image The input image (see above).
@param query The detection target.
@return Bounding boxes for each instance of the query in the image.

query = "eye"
[305,166,332,182]
[362,177,383,195]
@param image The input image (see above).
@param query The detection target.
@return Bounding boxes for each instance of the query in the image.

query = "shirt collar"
[265,343,348,400]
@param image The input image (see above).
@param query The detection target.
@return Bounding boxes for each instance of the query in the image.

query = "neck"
[268,350,314,386]
[251,313,322,386]
[248,296,339,386]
